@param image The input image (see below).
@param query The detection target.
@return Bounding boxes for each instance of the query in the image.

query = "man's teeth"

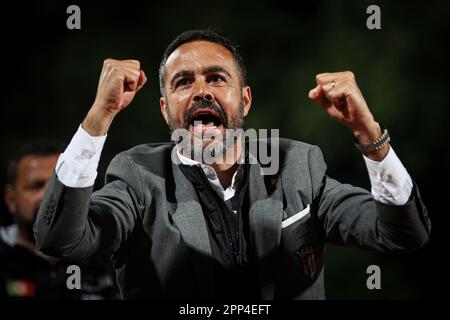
[192,121,218,127]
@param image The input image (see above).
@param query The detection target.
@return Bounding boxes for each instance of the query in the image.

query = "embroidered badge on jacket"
[295,245,316,280]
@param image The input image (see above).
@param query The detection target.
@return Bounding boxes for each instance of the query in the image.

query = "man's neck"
[180,142,243,189]
[212,161,240,189]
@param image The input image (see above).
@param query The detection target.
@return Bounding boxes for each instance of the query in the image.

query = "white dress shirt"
[56,125,413,205]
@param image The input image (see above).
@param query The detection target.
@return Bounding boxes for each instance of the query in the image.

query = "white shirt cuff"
[363,146,413,206]
[55,125,107,188]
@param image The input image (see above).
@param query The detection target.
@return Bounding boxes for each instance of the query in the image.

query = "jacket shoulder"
[268,137,319,164]
[277,138,326,175]
[278,138,315,153]
[120,142,175,158]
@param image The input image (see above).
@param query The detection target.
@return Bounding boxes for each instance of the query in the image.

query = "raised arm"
[34,59,147,260]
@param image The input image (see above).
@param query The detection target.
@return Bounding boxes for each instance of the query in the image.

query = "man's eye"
[208,75,225,83]
[27,181,46,191]
[176,79,191,87]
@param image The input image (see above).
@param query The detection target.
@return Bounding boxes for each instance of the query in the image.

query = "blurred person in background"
[0,141,118,299]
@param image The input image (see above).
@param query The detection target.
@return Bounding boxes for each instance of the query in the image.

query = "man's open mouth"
[188,108,224,129]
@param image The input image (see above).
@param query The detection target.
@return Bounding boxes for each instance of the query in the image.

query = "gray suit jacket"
[34,138,431,299]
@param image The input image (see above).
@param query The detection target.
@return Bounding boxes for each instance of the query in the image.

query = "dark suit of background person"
[0,142,118,299]
[33,30,431,299]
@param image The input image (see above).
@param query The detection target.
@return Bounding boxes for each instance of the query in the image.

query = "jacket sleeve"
[308,145,431,253]
[33,152,145,261]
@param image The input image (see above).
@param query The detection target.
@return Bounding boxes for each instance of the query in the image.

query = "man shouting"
[34,29,430,300]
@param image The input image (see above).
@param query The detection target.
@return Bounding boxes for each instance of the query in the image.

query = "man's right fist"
[95,59,147,113]
[83,59,147,136]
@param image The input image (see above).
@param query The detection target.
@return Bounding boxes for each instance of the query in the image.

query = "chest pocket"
[281,204,316,249]
[282,205,311,229]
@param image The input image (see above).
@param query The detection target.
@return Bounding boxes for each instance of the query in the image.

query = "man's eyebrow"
[202,66,232,78]
[169,66,233,89]
[170,70,194,88]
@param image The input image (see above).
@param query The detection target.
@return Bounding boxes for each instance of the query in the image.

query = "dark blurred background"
[0,0,448,299]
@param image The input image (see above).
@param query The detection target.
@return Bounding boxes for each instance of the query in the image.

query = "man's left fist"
[308,71,375,133]
[309,71,390,161]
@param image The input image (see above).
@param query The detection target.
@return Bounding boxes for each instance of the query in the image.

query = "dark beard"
[167,99,245,161]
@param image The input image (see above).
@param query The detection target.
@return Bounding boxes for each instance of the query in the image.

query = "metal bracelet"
[355,126,390,153]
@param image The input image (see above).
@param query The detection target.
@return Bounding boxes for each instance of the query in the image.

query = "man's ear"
[4,184,17,215]
[242,86,252,117]
[160,97,170,125]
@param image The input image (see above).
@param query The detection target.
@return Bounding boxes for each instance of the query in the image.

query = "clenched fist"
[309,71,389,161]
[83,59,147,136]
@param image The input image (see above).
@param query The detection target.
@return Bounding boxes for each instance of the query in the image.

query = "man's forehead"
[17,155,58,176]
[165,41,235,73]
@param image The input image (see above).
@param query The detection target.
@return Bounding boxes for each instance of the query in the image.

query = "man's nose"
[192,80,214,102]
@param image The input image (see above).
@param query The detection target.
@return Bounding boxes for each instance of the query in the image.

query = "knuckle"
[103,58,114,67]
[341,79,351,86]
[128,70,139,81]
[345,71,355,79]
[126,59,141,68]
[349,80,357,89]
[110,66,124,79]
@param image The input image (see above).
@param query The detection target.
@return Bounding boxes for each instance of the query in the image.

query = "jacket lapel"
[247,162,283,299]
[169,158,215,297]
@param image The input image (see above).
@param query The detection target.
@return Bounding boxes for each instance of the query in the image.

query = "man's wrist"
[352,121,390,161]
[352,120,380,143]
[82,105,115,136]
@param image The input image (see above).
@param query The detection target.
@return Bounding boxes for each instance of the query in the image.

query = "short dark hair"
[158,29,247,96]
[6,141,65,185]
